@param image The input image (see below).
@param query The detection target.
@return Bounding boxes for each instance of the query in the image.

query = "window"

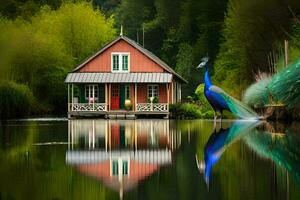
[122,161,128,175]
[111,159,129,176]
[112,160,118,175]
[122,55,128,71]
[112,55,119,71]
[125,85,130,100]
[111,53,130,72]
[85,85,98,102]
[148,85,159,99]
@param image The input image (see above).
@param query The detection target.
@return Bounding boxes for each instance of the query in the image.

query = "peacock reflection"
[66,119,181,198]
[243,122,300,183]
[197,120,300,187]
[196,120,261,185]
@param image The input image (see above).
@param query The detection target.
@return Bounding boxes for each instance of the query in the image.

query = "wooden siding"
[159,84,168,103]
[137,84,169,103]
[129,160,158,179]
[137,84,147,103]
[77,160,110,178]
[79,40,165,73]
[76,160,159,184]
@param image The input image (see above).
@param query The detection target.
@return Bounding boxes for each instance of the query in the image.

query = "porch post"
[134,121,137,150]
[134,83,137,111]
[92,120,95,149]
[108,84,111,111]
[68,120,70,149]
[71,84,74,109]
[166,83,169,111]
[105,83,108,111]
[68,84,70,112]
[171,82,174,104]
[71,120,74,150]
[92,85,95,111]
[108,121,111,151]
[105,120,108,151]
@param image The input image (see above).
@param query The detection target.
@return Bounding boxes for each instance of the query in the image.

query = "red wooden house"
[65,35,186,118]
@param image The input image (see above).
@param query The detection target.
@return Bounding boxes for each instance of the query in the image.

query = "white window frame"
[147,84,159,99]
[85,84,98,102]
[111,52,130,73]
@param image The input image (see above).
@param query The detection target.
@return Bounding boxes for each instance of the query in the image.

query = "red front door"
[111,85,120,110]
[111,123,120,148]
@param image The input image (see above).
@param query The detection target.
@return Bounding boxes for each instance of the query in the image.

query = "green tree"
[0,2,116,116]
[213,0,300,97]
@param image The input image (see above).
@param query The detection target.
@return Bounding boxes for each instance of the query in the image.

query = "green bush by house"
[169,103,214,119]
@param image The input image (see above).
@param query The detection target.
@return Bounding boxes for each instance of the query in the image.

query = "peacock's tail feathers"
[243,76,271,108]
[268,59,300,110]
[224,120,261,145]
[209,86,260,119]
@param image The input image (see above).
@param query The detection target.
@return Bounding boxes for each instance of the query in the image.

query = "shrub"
[170,84,217,119]
[0,81,34,119]
[169,103,202,119]
[195,84,212,112]
[200,110,215,119]
[186,96,194,103]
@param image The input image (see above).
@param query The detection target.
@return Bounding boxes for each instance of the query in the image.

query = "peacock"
[196,120,261,185]
[197,57,260,121]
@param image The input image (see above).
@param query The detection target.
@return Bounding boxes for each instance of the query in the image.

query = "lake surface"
[0,119,300,200]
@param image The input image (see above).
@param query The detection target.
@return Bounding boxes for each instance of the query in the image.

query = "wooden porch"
[67,83,171,118]
[68,104,169,118]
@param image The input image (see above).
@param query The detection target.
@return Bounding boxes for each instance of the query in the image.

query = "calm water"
[0,119,300,200]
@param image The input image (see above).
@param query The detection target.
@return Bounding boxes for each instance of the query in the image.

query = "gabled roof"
[65,72,172,83]
[72,35,187,83]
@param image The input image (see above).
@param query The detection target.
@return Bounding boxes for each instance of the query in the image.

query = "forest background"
[1,0,300,118]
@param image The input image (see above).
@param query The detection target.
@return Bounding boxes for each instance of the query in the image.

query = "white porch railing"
[70,103,107,112]
[69,103,168,112]
[136,103,168,112]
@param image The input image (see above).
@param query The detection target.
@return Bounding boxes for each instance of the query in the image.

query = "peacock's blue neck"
[204,67,212,89]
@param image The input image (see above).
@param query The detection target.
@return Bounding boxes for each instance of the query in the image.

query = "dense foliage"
[195,84,212,112]
[0,81,34,118]
[213,0,300,97]
[115,0,228,96]
[0,2,116,118]
[2,0,300,118]
[242,21,300,111]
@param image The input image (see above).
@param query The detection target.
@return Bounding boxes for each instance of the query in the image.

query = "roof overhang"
[66,150,172,165]
[65,72,173,83]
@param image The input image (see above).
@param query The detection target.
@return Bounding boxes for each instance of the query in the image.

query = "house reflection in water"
[66,120,181,198]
